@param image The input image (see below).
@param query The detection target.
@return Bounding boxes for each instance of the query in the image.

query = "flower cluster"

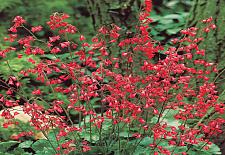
[0,1,224,155]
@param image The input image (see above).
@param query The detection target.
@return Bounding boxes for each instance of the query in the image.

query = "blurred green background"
[0,0,192,42]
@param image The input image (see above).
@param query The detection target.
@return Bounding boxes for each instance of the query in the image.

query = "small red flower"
[31,26,43,33]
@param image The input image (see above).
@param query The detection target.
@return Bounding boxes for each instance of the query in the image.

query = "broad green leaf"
[119,132,130,138]
[90,97,101,105]
[161,109,181,127]
[7,147,28,155]
[18,140,33,148]
[163,14,181,20]
[192,142,221,155]
[139,137,154,146]
[207,143,221,154]
[0,141,18,152]
[134,146,151,155]
[0,152,13,155]
[35,147,55,155]
[80,131,99,142]
[167,28,181,34]
[31,139,51,152]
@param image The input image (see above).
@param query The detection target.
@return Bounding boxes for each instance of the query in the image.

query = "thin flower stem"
[40,129,59,154]
[21,25,46,44]
[42,72,85,152]
[118,123,121,154]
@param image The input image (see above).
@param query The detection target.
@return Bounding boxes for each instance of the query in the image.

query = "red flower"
[31,26,43,33]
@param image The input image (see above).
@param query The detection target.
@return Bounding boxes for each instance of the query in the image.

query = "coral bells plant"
[0,1,225,155]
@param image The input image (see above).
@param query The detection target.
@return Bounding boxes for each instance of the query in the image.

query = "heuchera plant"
[0,0,225,154]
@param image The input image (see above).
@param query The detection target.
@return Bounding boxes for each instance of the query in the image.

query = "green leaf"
[0,152,13,155]
[172,146,188,154]
[7,147,28,155]
[80,131,99,142]
[134,146,151,155]
[18,140,33,148]
[139,137,153,146]
[90,98,101,105]
[192,142,221,155]
[166,1,179,8]
[119,132,130,138]
[35,147,55,155]
[163,14,181,20]
[0,141,18,152]
[48,130,65,146]
[167,28,181,34]
[204,143,221,155]
[108,1,121,9]
[161,109,181,127]
[158,19,173,25]
[31,139,51,152]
